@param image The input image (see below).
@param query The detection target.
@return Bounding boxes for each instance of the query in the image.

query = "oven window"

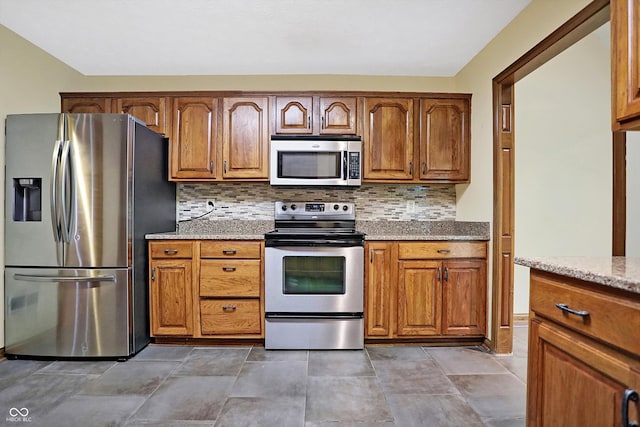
[282,256,346,294]
[278,152,341,179]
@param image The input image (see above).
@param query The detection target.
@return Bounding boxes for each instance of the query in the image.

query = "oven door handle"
[266,313,364,319]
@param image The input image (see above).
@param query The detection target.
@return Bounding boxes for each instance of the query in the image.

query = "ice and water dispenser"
[13,178,42,221]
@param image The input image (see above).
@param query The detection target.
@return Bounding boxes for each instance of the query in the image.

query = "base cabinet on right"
[365,240,487,341]
[527,270,640,427]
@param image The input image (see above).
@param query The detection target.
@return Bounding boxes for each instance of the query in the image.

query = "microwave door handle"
[343,151,348,180]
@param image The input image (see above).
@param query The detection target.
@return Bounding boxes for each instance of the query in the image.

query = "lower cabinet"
[527,270,640,426]
[148,240,263,339]
[365,241,487,340]
[148,241,195,336]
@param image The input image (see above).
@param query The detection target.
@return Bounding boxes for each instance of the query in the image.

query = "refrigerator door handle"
[14,273,116,283]
[59,138,75,243]
[50,139,63,242]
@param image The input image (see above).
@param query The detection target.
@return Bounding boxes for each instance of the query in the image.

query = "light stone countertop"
[146,220,490,241]
[515,256,640,295]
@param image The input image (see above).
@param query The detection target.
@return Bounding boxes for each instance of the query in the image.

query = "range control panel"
[274,201,355,220]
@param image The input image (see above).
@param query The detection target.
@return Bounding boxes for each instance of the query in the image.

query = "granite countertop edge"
[515,256,640,295]
[146,220,490,242]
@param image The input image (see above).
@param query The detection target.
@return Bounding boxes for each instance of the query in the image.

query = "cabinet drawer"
[200,260,260,297]
[398,242,486,259]
[149,241,193,258]
[200,299,261,335]
[530,271,640,355]
[200,241,261,259]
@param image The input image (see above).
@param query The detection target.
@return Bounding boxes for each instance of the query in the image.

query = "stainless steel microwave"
[270,136,362,186]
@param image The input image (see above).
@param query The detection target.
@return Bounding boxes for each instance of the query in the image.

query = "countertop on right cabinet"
[515,256,640,295]
[357,220,489,241]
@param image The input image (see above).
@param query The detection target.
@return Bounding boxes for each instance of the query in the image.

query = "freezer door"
[5,114,62,267]
[5,114,131,268]
[4,268,131,358]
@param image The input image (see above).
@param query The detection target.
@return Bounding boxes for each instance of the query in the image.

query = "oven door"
[264,245,364,314]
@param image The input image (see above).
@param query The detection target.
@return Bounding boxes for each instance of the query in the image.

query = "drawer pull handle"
[437,249,451,254]
[222,266,236,272]
[151,267,156,281]
[437,267,442,282]
[222,305,237,311]
[555,303,590,318]
[622,389,639,427]
[163,249,178,255]
[222,249,237,255]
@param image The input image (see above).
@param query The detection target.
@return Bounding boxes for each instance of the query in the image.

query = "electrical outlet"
[406,200,416,213]
[206,199,215,210]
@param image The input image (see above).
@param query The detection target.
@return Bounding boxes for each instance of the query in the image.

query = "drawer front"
[149,241,193,258]
[398,242,486,259]
[200,260,261,297]
[200,241,262,259]
[200,299,261,335]
[530,271,640,355]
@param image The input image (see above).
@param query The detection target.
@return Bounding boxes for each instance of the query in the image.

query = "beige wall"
[0,0,602,348]
[514,23,612,314]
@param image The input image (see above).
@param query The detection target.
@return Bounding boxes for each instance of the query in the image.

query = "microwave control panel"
[348,152,360,179]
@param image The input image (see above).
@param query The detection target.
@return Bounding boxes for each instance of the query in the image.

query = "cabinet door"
[222,97,269,179]
[113,97,168,135]
[170,97,217,180]
[149,259,193,336]
[397,260,441,336]
[419,98,469,182]
[612,0,640,129]
[61,97,111,114]
[528,319,640,427]
[363,98,414,180]
[319,96,357,135]
[442,260,486,335]
[275,96,313,134]
[365,242,394,337]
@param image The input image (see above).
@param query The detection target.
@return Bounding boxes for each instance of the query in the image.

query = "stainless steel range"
[264,201,365,350]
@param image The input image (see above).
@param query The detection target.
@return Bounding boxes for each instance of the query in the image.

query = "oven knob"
[281,205,287,211]
[342,205,349,211]
[291,204,297,211]
[333,204,339,211]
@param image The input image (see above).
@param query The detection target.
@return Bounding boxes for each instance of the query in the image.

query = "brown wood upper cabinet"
[222,97,269,179]
[612,0,640,130]
[275,96,357,135]
[170,97,217,180]
[113,96,169,135]
[363,95,470,183]
[62,97,112,114]
[363,97,414,180]
[419,98,470,182]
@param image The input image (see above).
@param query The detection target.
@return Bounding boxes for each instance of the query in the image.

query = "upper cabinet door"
[113,97,169,135]
[170,97,217,180]
[222,97,269,179]
[319,97,357,135]
[612,0,640,130]
[275,96,313,134]
[363,98,414,180]
[419,98,470,182]
[61,97,111,114]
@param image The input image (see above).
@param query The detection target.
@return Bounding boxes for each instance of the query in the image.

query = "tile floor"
[0,325,528,427]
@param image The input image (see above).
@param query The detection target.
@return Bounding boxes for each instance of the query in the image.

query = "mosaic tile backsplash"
[177,183,456,222]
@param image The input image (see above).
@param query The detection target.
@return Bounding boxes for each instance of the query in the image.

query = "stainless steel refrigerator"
[4,113,176,359]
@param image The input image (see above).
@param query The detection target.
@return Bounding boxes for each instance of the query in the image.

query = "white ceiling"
[0,0,532,77]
